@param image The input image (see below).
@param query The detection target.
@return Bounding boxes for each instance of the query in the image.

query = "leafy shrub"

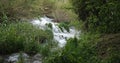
[58,22,70,32]
[39,40,58,57]
[46,23,53,29]
[69,20,83,30]
[70,0,120,33]
[44,32,120,63]
[44,33,101,63]
[0,22,53,54]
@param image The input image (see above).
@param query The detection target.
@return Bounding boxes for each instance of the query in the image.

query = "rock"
[4,53,42,63]
[33,60,42,63]
[33,54,42,60]
[7,53,29,63]
[32,54,42,63]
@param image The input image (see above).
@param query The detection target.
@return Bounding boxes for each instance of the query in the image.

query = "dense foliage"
[0,22,53,54]
[44,33,120,63]
[58,22,70,32]
[70,0,120,33]
[42,0,120,63]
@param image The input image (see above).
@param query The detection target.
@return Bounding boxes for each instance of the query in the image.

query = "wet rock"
[31,54,42,63]
[6,53,29,63]
[33,60,42,63]
[31,16,80,47]
[4,53,42,63]
[33,54,42,60]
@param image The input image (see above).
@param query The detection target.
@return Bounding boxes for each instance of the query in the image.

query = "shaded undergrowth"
[43,32,120,63]
[0,22,55,55]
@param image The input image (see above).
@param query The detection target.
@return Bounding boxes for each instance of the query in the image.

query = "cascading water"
[31,16,80,47]
[3,16,80,63]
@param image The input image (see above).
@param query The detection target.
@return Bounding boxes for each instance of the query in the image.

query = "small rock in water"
[4,53,42,63]
[33,54,42,60]
[31,17,80,47]
[7,53,29,63]
[33,60,42,63]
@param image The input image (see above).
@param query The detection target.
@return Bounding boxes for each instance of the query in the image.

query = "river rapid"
[2,16,80,63]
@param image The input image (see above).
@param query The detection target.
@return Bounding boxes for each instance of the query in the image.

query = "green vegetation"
[70,0,120,33]
[58,22,70,32]
[0,22,53,54]
[44,33,99,63]
[46,23,53,29]
[0,0,42,21]
[0,0,77,22]
[44,33,120,63]
[0,0,120,63]
[17,52,25,63]
[43,0,120,63]
[52,0,78,22]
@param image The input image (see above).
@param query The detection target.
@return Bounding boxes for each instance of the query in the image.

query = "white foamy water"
[4,17,80,63]
[31,16,80,47]
[5,53,42,63]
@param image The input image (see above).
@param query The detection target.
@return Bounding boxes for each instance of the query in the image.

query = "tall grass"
[0,0,77,23]
[0,0,55,22]
[0,0,39,19]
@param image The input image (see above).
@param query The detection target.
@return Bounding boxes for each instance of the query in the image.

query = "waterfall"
[4,16,80,63]
[31,16,80,47]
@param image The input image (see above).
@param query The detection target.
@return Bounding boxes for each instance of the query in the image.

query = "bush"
[44,33,101,63]
[70,0,120,33]
[0,22,53,54]
[46,23,53,29]
[44,32,120,63]
[58,22,70,32]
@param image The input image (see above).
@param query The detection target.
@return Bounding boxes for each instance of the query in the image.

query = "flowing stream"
[31,16,80,47]
[3,16,80,63]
